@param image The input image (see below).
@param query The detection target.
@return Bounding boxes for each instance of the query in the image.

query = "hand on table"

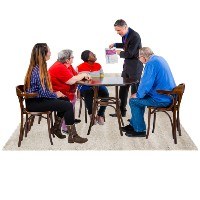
[84,73,92,80]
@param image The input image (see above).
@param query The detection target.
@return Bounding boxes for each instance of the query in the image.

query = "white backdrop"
[0,0,200,200]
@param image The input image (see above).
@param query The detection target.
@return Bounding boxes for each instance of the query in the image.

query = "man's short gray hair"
[57,49,73,63]
[114,19,127,27]
[139,47,154,59]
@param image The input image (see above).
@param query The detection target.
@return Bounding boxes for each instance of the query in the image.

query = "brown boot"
[67,124,88,143]
[52,116,66,139]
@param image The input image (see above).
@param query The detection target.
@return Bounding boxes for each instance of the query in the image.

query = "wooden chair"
[146,83,185,144]
[16,85,54,147]
[77,90,106,124]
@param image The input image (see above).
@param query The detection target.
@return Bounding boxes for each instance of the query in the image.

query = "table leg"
[115,86,124,136]
[87,86,98,135]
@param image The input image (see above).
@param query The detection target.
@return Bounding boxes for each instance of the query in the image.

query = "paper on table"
[105,48,118,64]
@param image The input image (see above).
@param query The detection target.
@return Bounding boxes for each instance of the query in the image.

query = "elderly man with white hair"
[122,47,176,137]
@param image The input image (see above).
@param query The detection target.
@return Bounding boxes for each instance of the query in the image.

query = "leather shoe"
[125,129,146,137]
[74,119,81,124]
[109,112,126,117]
[54,131,66,139]
[121,124,134,132]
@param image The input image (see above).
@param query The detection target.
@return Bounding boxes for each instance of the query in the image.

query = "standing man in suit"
[109,19,144,117]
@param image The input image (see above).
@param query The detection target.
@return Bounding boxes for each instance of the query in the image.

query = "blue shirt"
[26,66,57,99]
[137,55,176,103]
[122,28,129,44]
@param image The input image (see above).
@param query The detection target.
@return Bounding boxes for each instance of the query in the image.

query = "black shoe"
[109,112,126,117]
[74,119,81,124]
[125,129,146,137]
[121,111,126,117]
[109,113,117,117]
[121,124,134,132]
[54,131,66,139]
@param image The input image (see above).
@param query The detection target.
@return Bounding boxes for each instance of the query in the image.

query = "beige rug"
[3,86,197,150]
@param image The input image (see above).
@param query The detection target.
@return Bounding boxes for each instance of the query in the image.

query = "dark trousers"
[26,98,74,125]
[81,86,109,116]
[119,82,139,113]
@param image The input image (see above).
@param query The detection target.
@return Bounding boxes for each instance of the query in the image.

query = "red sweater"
[48,61,77,101]
[77,62,103,77]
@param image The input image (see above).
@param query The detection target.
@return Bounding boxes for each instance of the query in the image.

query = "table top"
[77,76,137,86]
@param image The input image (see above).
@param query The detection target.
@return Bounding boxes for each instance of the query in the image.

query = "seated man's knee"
[129,98,140,106]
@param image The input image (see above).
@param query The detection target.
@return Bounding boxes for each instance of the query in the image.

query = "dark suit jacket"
[115,27,143,80]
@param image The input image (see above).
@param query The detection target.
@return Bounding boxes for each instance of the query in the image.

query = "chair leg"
[30,115,35,127]
[173,111,177,144]
[116,108,123,136]
[84,101,87,123]
[78,98,82,118]
[50,113,53,127]
[79,97,88,123]
[177,110,181,136]
[18,113,24,147]
[120,110,124,127]
[47,113,53,145]
[50,112,55,138]
[152,112,156,133]
[24,121,28,138]
[146,108,151,139]
[38,115,42,124]
[28,115,35,132]
[25,114,29,137]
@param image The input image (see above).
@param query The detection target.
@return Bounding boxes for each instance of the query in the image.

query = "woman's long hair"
[24,43,53,91]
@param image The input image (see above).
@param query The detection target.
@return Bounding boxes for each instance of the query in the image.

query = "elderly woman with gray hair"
[48,49,91,136]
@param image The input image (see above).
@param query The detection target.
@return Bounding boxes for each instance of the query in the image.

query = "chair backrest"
[16,85,38,112]
[170,83,185,110]
[156,83,185,111]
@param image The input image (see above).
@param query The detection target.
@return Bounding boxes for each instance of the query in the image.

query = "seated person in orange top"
[48,49,91,132]
[77,50,109,125]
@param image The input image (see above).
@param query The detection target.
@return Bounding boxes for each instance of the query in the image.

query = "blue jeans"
[129,96,170,132]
